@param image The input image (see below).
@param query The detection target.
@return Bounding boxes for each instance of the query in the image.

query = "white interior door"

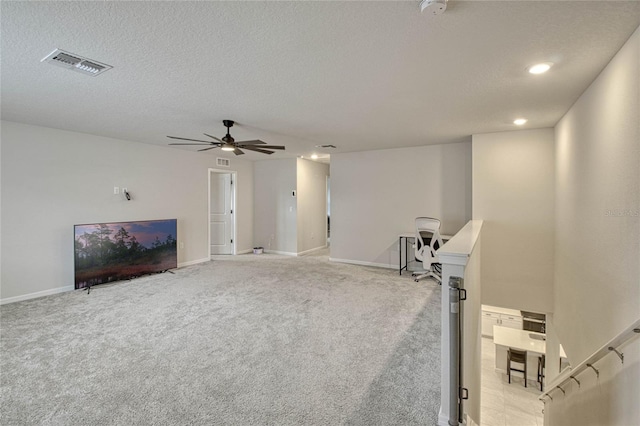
[210,172,233,255]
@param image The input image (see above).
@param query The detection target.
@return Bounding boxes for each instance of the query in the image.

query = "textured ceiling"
[2,1,639,160]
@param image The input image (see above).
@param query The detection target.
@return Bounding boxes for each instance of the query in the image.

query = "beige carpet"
[1,250,441,425]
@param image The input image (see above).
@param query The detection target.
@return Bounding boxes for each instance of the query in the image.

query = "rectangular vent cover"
[217,158,230,167]
[41,49,112,76]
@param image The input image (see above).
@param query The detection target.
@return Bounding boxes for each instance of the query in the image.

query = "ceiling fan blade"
[242,146,275,155]
[170,123,282,155]
[235,139,266,145]
[248,145,285,150]
[203,133,224,143]
[168,136,217,144]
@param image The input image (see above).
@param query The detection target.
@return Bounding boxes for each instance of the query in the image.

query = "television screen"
[74,219,177,289]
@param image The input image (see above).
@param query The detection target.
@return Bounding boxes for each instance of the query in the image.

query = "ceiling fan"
[167,120,285,155]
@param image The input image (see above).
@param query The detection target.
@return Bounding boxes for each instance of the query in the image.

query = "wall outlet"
[114,186,119,194]
[179,242,184,249]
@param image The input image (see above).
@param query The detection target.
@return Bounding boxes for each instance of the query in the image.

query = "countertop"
[493,325,566,357]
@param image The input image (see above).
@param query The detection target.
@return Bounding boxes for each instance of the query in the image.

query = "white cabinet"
[481,306,523,337]
[482,311,500,337]
[500,315,523,330]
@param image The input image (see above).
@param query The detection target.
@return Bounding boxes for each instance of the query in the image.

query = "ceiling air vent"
[217,158,230,167]
[316,144,337,149]
[41,49,112,77]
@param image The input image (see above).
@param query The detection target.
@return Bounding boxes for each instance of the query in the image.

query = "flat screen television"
[74,219,177,289]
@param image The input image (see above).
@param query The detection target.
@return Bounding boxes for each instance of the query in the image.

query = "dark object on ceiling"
[168,120,285,155]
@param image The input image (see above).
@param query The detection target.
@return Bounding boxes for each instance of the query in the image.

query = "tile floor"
[480,336,545,426]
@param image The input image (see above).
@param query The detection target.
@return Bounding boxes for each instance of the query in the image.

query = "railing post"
[449,276,464,426]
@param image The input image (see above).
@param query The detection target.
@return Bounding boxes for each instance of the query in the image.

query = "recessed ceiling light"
[527,62,553,75]
[311,154,319,160]
[513,118,527,126]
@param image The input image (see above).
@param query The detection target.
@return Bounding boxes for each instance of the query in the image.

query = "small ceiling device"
[168,120,285,155]
[420,0,447,15]
[41,49,112,76]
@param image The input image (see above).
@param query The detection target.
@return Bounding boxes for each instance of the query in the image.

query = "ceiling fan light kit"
[168,120,285,155]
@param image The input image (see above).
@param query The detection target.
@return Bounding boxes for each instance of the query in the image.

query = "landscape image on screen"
[74,219,177,289]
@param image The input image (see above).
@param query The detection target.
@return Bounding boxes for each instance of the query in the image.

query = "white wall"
[0,121,254,302]
[472,129,555,313]
[546,26,639,425]
[330,142,472,268]
[554,25,640,362]
[253,158,297,254]
[544,336,640,426]
[296,158,329,254]
[0,124,3,301]
[253,158,329,255]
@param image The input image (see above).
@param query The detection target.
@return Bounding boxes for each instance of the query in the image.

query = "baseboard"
[236,249,253,255]
[298,245,328,256]
[439,408,475,426]
[438,408,449,426]
[0,285,74,305]
[263,246,327,257]
[465,413,479,426]
[329,257,395,270]
[264,250,298,256]
[1,257,210,305]
[179,257,210,267]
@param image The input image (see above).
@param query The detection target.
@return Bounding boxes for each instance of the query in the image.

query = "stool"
[507,348,527,387]
[537,354,545,391]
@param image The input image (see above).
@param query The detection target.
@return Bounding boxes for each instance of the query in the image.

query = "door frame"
[208,168,237,256]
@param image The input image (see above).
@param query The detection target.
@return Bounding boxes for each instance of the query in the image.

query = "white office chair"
[412,217,443,284]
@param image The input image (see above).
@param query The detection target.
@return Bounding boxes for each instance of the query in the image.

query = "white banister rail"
[539,317,640,402]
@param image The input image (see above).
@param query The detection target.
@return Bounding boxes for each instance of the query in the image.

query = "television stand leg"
[85,286,91,294]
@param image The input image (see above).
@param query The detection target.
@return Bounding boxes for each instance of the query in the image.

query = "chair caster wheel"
[414,279,419,282]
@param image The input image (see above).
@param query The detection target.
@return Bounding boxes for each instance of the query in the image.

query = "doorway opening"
[209,168,236,256]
